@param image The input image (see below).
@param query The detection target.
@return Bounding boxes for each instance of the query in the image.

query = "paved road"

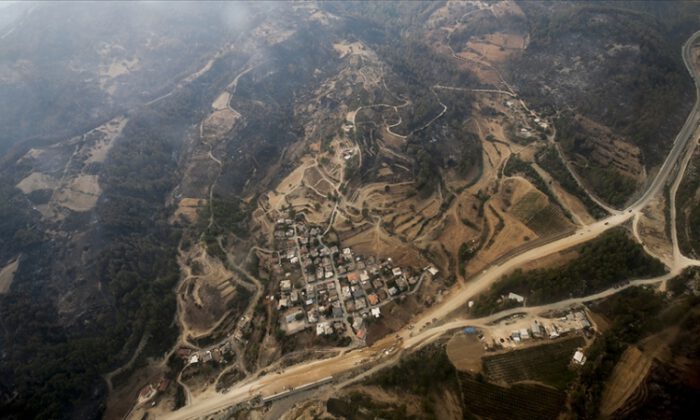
[158,32,700,420]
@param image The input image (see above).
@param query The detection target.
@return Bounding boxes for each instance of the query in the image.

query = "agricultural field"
[482,336,585,390]
[460,374,566,420]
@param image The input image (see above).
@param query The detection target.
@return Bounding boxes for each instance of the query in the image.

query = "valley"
[1,2,700,420]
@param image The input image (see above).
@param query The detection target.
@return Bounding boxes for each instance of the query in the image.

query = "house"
[280,280,292,292]
[138,384,157,403]
[426,266,439,276]
[572,350,587,365]
[388,287,398,296]
[203,351,213,362]
[360,270,370,282]
[332,305,344,318]
[371,307,381,318]
[352,317,363,330]
[347,272,359,283]
[519,328,529,340]
[316,322,333,336]
[507,292,525,303]
[307,310,318,323]
[392,267,403,277]
[367,293,379,306]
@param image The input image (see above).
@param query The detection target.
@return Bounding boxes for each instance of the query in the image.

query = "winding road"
[158,31,700,420]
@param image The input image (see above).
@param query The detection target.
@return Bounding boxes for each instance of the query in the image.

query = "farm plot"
[460,374,566,420]
[524,204,571,237]
[482,336,584,389]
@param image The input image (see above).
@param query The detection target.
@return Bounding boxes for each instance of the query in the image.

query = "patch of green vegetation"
[370,345,458,395]
[536,146,607,218]
[471,228,665,316]
[210,196,248,236]
[582,166,637,208]
[459,242,477,276]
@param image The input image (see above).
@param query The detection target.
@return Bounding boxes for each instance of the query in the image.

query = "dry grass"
[85,116,128,164]
[211,91,231,111]
[174,198,205,223]
[16,172,59,194]
[600,346,652,417]
[0,257,19,294]
[202,109,240,139]
[53,174,102,212]
[637,194,673,266]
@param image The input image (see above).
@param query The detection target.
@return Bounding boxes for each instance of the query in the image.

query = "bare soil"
[0,256,19,294]
[446,333,484,373]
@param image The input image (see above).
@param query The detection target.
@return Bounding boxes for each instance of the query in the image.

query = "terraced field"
[483,336,585,389]
[460,374,566,420]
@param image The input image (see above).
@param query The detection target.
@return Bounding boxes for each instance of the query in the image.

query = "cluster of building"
[482,308,593,351]
[504,99,550,139]
[175,342,234,366]
[508,310,591,343]
[270,217,432,339]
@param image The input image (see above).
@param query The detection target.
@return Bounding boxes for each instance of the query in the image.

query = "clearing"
[53,174,102,212]
[0,256,20,294]
[16,172,59,194]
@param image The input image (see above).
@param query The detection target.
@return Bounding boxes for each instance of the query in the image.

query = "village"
[269,215,438,341]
